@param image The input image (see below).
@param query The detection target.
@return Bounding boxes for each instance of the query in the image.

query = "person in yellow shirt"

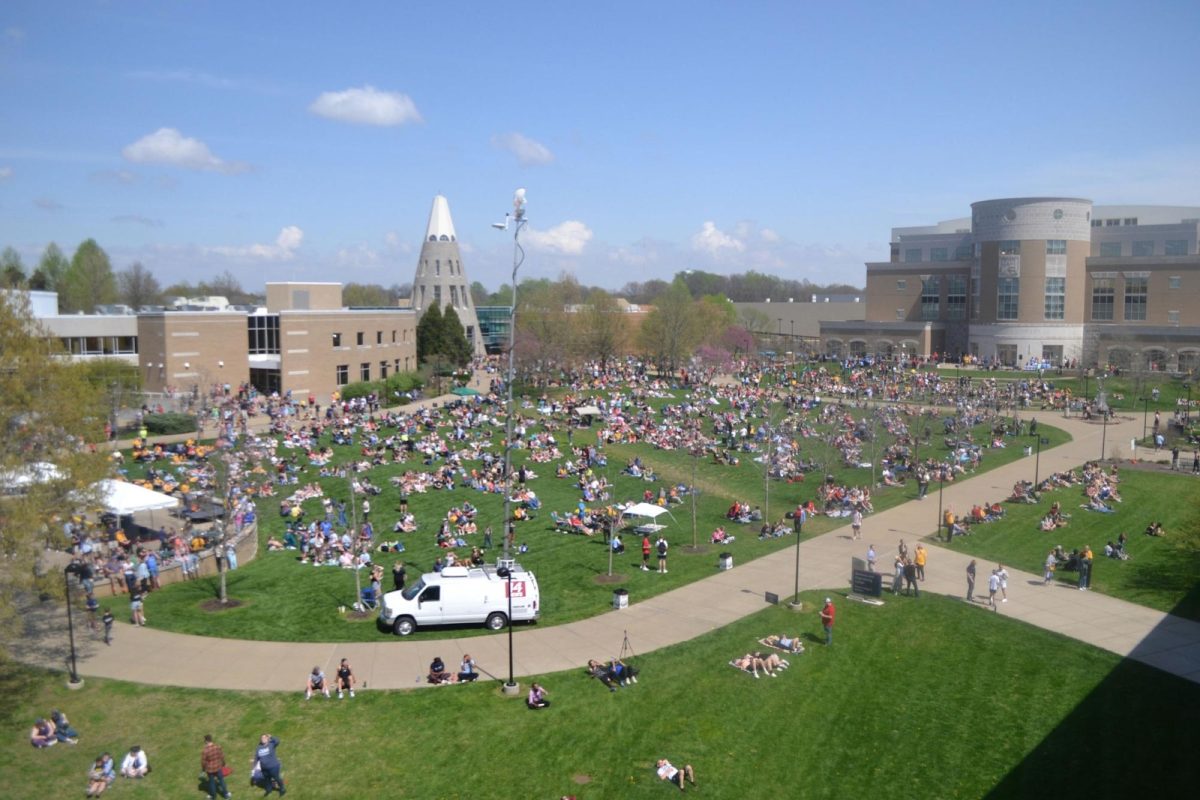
[914,544,927,581]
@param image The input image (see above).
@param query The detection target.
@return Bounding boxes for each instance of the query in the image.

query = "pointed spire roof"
[424,194,457,242]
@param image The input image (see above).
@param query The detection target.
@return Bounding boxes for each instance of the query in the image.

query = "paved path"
[23,406,1200,689]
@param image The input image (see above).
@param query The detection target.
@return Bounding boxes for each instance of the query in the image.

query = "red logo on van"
[507,581,526,598]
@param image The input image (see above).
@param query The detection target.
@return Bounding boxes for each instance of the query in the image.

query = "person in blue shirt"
[255,734,285,796]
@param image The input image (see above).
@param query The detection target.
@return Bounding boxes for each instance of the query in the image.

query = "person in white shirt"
[988,570,1001,610]
[120,745,148,778]
[656,758,696,791]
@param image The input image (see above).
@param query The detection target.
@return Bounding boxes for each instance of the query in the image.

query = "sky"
[1,1,1198,294]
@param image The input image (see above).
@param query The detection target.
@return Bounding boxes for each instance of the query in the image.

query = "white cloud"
[33,197,62,211]
[491,132,555,166]
[122,128,250,174]
[210,226,304,261]
[525,220,593,255]
[691,221,745,257]
[0,165,12,181]
[308,85,423,127]
[112,214,164,228]
[760,227,780,243]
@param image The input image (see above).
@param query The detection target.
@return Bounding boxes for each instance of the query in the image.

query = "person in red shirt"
[641,535,652,571]
[819,598,835,646]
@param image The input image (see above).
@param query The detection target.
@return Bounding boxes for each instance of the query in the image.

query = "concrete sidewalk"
[23,407,1200,690]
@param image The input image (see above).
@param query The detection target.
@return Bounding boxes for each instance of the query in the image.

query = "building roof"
[425,194,457,242]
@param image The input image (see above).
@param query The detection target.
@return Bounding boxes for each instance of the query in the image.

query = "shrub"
[143,412,197,435]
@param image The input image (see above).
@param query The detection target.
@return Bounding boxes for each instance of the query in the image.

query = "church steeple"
[410,195,482,355]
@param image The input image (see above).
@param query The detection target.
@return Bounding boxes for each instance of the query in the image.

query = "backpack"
[657,540,667,556]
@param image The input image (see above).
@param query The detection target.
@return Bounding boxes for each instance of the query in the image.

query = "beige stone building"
[821,198,1200,372]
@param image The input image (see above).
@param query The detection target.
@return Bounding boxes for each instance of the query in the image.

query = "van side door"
[416,584,442,623]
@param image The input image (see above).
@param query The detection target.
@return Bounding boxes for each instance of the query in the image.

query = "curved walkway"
[21,408,1200,689]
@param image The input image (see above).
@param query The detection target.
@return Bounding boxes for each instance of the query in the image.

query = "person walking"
[200,734,231,800]
[641,535,652,572]
[1171,446,1180,471]
[997,564,1009,602]
[101,607,114,645]
[1078,545,1093,591]
[850,507,863,540]
[965,559,976,602]
[988,569,1001,610]
[866,544,877,572]
[819,597,835,646]
[1044,550,1057,585]
[914,544,927,581]
[254,733,285,796]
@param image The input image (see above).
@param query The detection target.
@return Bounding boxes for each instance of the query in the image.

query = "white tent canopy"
[573,405,602,416]
[621,502,673,520]
[97,479,181,515]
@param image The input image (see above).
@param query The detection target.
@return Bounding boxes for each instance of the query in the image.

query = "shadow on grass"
[987,580,1200,798]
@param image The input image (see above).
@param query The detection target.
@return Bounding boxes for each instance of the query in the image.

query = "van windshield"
[401,578,425,602]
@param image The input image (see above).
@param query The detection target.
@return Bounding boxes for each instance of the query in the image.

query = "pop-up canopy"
[621,502,673,520]
[96,479,181,515]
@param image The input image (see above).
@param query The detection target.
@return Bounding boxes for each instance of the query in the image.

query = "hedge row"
[339,371,424,402]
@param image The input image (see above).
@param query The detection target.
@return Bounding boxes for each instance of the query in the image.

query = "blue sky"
[1,1,1198,293]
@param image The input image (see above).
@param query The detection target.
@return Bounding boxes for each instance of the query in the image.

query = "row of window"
[423,258,464,278]
[335,358,414,386]
[904,245,974,262]
[1097,240,1190,257]
[60,336,138,356]
[1092,218,1138,227]
[417,284,472,310]
[331,329,410,348]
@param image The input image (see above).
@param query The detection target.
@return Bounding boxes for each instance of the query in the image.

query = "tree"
[416,303,445,364]
[61,239,117,313]
[637,278,704,375]
[117,261,162,310]
[577,289,627,368]
[342,283,393,307]
[0,294,111,655]
[440,306,473,367]
[1,247,26,288]
[28,243,69,293]
[469,281,491,306]
[205,270,257,305]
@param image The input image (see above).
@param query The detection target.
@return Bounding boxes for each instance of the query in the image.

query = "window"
[905,249,922,263]
[1123,218,1138,226]
[360,362,371,382]
[380,361,388,379]
[1091,278,1115,320]
[955,245,972,260]
[895,308,905,320]
[1099,242,1122,257]
[1046,240,1067,255]
[890,245,900,261]
[1168,311,1180,325]
[332,332,342,347]
[1133,241,1154,257]
[920,276,940,320]
[450,286,459,307]
[392,330,397,343]
[1042,345,1063,366]
[247,314,280,355]
[376,331,383,345]
[356,332,364,346]
[946,275,966,320]
[996,344,1017,367]
[930,247,948,262]
[998,240,1020,256]
[435,259,441,276]
[895,279,907,290]
[1044,277,1065,320]
[1105,219,1120,226]
[996,277,1019,320]
[336,364,348,386]
[433,285,441,305]
[1124,276,1147,321]
[970,265,980,320]
[1091,219,1102,228]
[1168,275,1182,289]
[1165,240,1189,256]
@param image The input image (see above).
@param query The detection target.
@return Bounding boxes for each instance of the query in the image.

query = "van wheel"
[485,612,508,631]
[393,616,416,636]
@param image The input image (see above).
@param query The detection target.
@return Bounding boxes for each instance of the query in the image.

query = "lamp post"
[495,565,518,694]
[1100,407,1109,462]
[1141,396,1150,442]
[495,189,528,563]
[1033,434,1049,488]
[64,566,81,686]
[937,465,947,542]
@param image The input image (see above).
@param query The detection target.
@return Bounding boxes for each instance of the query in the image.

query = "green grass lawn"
[107,402,1067,642]
[5,591,1198,799]
[931,469,1200,620]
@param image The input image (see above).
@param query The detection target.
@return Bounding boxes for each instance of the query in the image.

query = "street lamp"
[1033,434,1049,488]
[495,188,528,562]
[64,565,81,686]
[495,565,518,694]
[1140,396,1150,442]
[937,464,947,542]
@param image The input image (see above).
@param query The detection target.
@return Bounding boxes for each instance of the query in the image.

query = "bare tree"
[117,261,162,310]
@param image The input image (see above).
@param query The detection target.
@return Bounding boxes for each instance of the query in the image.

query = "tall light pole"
[495,566,518,694]
[64,566,81,686]
[1141,396,1149,442]
[495,189,527,563]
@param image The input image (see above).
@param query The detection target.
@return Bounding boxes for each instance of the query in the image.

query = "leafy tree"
[342,283,393,307]
[117,261,162,310]
[205,270,258,305]
[637,278,704,375]
[577,289,627,368]
[61,239,117,313]
[0,293,111,654]
[469,281,491,306]
[28,243,69,292]
[440,306,473,367]
[1,247,26,288]
[416,303,445,364]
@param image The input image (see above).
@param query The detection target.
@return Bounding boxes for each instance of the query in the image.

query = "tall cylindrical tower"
[411,195,483,355]
[968,197,1092,366]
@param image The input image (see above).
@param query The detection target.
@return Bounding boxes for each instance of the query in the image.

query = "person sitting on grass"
[120,745,148,778]
[526,682,550,709]
[30,718,56,748]
[1144,521,1165,537]
[86,756,108,797]
[656,759,697,792]
[266,535,285,551]
[51,709,79,743]
[761,634,805,654]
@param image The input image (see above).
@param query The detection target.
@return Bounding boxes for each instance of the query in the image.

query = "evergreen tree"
[416,303,445,364]
[440,306,473,367]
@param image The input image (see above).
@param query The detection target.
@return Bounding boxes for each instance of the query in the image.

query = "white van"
[379,563,540,636]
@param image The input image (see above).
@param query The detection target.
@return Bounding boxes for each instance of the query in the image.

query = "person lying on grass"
[656,759,697,791]
[760,634,805,654]
[731,652,789,678]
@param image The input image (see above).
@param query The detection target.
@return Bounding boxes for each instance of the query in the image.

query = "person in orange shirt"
[914,544,928,581]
